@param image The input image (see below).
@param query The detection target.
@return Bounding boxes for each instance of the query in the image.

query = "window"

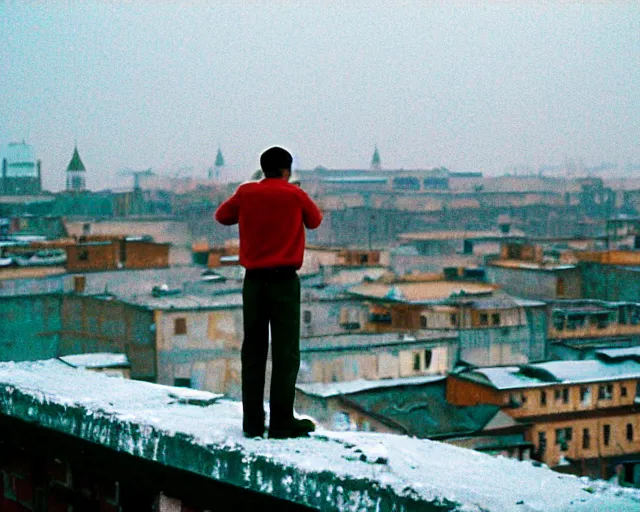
[562,388,569,404]
[598,384,613,400]
[582,428,591,449]
[603,424,611,446]
[627,424,634,442]
[369,308,392,324]
[424,349,432,369]
[479,313,488,326]
[413,353,421,371]
[538,431,547,454]
[78,248,89,261]
[621,385,628,398]
[540,390,547,406]
[174,317,187,335]
[340,308,361,330]
[450,313,458,327]
[173,378,191,388]
[552,313,565,331]
[303,310,312,324]
[491,313,500,326]
[359,254,369,264]
[555,427,572,449]
[420,315,428,329]
[580,386,592,405]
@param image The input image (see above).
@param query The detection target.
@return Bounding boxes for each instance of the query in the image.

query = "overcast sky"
[1,2,638,191]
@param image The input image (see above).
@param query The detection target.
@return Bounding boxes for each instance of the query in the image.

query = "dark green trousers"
[241,269,301,432]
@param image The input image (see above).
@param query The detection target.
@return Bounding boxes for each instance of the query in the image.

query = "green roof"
[67,146,86,172]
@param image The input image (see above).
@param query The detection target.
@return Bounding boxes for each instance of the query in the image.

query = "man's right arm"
[215,188,241,225]
[298,190,323,229]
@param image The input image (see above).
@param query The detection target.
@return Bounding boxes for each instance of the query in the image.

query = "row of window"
[539,423,635,452]
[552,308,640,331]
[537,383,631,406]
[419,312,500,329]
[172,308,360,335]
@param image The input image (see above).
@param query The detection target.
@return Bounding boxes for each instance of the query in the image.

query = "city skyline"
[2,2,639,190]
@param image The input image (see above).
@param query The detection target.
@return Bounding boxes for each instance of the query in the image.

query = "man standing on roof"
[215,146,323,439]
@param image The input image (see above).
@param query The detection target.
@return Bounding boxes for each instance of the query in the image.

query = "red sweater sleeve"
[215,188,241,225]
[298,190,323,229]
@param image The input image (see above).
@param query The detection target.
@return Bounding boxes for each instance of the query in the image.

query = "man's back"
[215,178,322,270]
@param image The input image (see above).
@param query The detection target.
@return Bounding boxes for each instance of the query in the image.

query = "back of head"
[260,146,293,178]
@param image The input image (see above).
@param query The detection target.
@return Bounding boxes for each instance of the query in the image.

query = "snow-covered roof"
[0,359,638,511]
[122,291,244,311]
[596,347,640,359]
[467,358,640,390]
[488,259,577,271]
[297,375,445,398]
[58,353,130,369]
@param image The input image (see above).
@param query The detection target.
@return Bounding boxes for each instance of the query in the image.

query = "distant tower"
[371,146,381,171]
[66,145,86,192]
[209,148,225,180]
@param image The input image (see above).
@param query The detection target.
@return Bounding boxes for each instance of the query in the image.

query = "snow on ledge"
[0,360,639,512]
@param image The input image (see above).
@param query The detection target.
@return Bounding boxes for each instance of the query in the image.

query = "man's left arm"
[215,189,241,225]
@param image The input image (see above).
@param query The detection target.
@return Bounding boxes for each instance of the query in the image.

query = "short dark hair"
[260,146,293,178]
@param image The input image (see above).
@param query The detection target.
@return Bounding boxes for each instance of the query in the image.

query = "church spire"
[66,145,86,192]
[209,148,225,180]
[371,146,381,171]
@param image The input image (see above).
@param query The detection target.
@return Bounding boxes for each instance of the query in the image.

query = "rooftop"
[301,331,457,353]
[58,353,130,369]
[398,231,523,242]
[1,360,638,511]
[459,358,640,390]
[347,280,497,304]
[297,375,446,398]
[487,259,576,271]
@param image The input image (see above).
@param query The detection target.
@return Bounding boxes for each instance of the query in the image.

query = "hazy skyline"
[1,2,639,191]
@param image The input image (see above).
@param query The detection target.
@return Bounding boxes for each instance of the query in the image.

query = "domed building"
[0,141,42,195]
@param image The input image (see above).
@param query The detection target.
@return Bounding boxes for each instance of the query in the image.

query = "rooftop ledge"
[1,360,639,512]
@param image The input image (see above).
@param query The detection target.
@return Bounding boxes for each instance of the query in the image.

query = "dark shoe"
[243,427,265,438]
[268,418,316,439]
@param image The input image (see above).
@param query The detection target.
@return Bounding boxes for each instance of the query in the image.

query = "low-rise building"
[299,330,458,384]
[66,236,171,272]
[447,354,640,479]
[548,299,640,359]
[296,376,532,461]
[347,280,548,366]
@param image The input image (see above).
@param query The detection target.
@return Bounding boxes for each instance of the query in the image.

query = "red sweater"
[214,178,323,270]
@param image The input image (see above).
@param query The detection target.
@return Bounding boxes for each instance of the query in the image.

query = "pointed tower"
[209,148,225,180]
[66,146,86,192]
[371,146,381,171]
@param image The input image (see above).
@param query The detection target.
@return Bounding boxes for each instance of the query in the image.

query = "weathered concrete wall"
[581,263,640,302]
[0,295,61,361]
[486,265,582,300]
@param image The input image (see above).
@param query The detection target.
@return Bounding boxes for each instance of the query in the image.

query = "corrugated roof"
[467,359,640,390]
[297,375,445,398]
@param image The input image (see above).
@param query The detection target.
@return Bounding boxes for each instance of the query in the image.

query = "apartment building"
[447,352,640,478]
